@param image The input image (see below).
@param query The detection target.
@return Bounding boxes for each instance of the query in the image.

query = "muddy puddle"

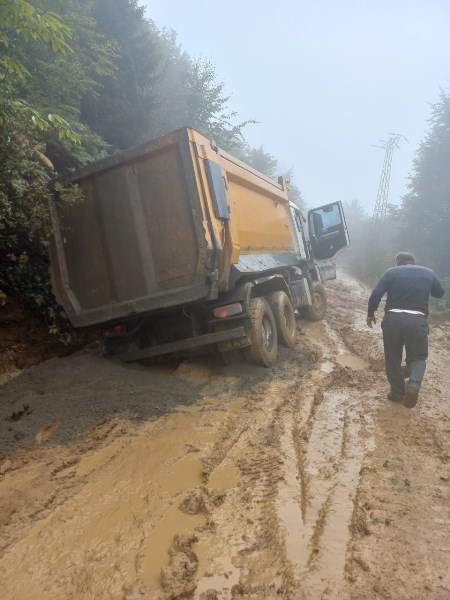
[313,320,369,374]
[0,406,223,598]
[336,352,368,370]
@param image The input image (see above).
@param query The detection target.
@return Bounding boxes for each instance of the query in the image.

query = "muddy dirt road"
[0,273,449,599]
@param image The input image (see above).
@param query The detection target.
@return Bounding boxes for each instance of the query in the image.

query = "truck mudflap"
[290,278,312,308]
[315,258,336,282]
[119,327,246,363]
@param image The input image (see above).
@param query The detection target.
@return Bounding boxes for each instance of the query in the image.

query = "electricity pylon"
[372,133,408,224]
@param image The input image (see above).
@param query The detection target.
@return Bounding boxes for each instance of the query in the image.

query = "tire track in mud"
[193,376,302,598]
[346,407,450,599]
[276,329,372,599]
[327,274,450,600]
[192,273,450,599]
[190,318,373,599]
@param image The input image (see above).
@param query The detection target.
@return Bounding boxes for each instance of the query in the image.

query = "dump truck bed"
[50,128,295,328]
[50,129,217,327]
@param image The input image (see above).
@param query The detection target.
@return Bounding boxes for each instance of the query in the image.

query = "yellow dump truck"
[49,127,349,366]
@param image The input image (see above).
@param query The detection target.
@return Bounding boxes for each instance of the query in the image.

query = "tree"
[337,200,379,280]
[399,90,450,277]
[284,168,304,210]
[146,28,252,150]
[16,0,117,169]
[0,0,79,142]
[234,144,279,178]
[0,0,83,314]
[83,0,163,150]
[180,56,251,149]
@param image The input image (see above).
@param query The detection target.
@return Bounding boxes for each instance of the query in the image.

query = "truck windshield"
[309,204,342,237]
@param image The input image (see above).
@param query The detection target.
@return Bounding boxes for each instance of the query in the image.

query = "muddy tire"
[299,282,327,321]
[244,297,278,367]
[268,291,297,348]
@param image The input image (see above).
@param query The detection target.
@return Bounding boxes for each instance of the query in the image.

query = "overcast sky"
[143,0,450,211]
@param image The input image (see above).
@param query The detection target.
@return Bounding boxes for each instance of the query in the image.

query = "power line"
[372,133,408,224]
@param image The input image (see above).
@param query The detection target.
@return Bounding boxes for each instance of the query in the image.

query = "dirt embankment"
[0,273,449,599]
[0,298,79,385]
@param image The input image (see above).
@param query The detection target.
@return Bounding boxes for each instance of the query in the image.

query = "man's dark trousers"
[381,312,429,397]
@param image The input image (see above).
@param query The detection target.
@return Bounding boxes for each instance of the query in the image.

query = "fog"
[144,0,450,211]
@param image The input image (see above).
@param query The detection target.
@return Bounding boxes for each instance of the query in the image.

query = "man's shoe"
[387,392,404,402]
[402,387,419,408]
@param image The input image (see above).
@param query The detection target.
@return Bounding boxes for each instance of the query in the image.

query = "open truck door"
[308,201,349,260]
[307,201,350,282]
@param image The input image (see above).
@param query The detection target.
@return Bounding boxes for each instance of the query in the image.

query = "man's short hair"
[396,252,415,265]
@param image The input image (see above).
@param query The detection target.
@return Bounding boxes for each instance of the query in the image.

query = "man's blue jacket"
[368,264,444,317]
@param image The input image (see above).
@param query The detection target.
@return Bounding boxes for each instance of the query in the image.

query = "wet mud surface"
[0,273,449,599]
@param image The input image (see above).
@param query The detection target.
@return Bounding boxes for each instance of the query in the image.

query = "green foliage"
[399,90,450,277]
[337,200,394,284]
[178,56,252,149]
[19,0,117,165]
[129,26,252,151]
[235,144,279,178]
[430,278,450,312]
[0,0,72,61]
[0,121,81,322]
[284,168,304,210]
[340,185,448,317]
[0,0,80,142]
[0,0,85,323]
[32,0,117,93]
[82,0,162,150]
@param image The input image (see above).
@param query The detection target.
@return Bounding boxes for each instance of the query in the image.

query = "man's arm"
[367,271,389,327]
[431,274,445,299]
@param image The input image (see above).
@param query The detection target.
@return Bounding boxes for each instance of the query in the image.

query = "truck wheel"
[244,297,278,367]
[300,282,327,321]
[268,291,297,348]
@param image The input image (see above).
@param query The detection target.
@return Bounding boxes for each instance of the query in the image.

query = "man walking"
[367,252,444,408]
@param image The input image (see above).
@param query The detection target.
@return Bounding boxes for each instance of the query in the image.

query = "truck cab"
[289,200,350,281]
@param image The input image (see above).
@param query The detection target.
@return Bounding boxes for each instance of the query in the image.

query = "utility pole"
[372,133,407,224]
